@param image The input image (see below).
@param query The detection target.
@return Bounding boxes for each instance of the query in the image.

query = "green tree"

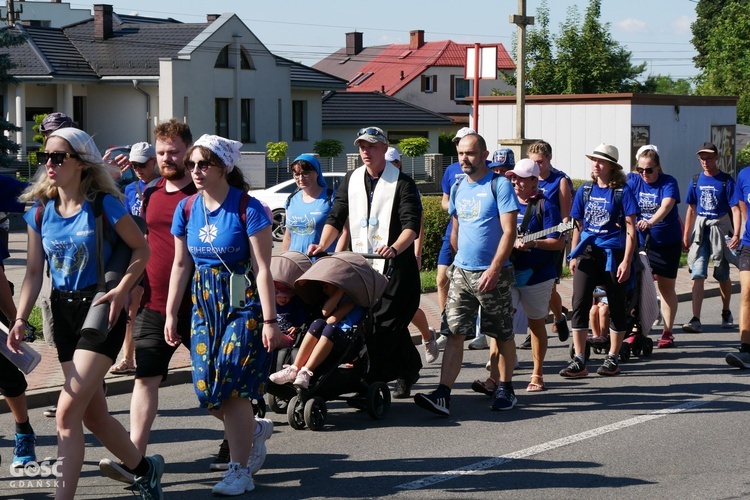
[0,27,26,167]
[691,0,734,72]
[641,75,694,95]
[266,141,288,184]
[694,1,750,124]
[312,139,344,158]
[397,137,430,158]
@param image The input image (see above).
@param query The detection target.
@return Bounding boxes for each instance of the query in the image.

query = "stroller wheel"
[265,393,288,414]
[569,342,592,361]
[303,397,327,431]
[252,397,266,418]
[366,382,391,420]
[642,337,654,357]
[287,395,306,430]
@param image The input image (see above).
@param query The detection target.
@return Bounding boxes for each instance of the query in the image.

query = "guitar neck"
[520,221,574,244]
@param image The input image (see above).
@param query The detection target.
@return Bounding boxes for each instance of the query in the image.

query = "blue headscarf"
[293,154,327,189]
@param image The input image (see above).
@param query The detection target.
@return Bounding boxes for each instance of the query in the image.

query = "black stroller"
[265,252,390,431]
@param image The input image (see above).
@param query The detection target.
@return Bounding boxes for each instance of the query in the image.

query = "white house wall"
[478,102,632,181]
[85,84,157,149]
[288,89,323,158]
[324,126,443,157]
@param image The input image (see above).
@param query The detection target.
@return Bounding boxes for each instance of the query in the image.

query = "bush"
[313,139,344,158]
[398,137,430,157]
[420,195,449,271]
[738,144,750,170]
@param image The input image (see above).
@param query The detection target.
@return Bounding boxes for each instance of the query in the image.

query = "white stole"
[348,162,399,273]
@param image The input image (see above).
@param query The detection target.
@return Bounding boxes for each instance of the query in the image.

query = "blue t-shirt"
[441,162,466,238]
[736,167,750,247]
[449,171,519,271]
[684,171,738,219]
[24,194,127,291]
[123,178,160,217]
[627,172,682,246]
[337,301,365,333]
[513,198,562,285]
[539,167,572,212]
[277,296,308,335]
[171,187,271,268]
[570,183,639,249]
[285,189,335,254]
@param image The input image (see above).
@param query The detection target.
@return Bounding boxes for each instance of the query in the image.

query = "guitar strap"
[519,195,543,235]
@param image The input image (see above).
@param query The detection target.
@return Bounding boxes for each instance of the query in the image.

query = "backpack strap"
[285,186,336,210]
[182,193,199,222]
[140,178,166,219]
[182,192,250,225]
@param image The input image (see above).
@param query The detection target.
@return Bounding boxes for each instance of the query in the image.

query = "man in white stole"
[310,126,423,399]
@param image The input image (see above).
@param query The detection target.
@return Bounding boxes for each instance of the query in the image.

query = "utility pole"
[4,0,22,24]
[510,0,533,140]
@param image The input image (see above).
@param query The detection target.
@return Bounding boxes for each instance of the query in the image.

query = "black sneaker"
[43,406,56,418]
[597,356,621,376]
[490,386,517,411]
[393,373,419,399]
[721,310,734,329]
[518,334,532,350]
[414,391,451,416]
[134,455,165,500]
[209,439,230,471]
[559,359,588,378]
[556,314,570,342]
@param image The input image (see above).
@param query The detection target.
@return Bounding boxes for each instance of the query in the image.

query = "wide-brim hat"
[585,143,622,169]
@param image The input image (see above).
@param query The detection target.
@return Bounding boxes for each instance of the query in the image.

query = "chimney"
[346,31,363,56]
[410,30,425,50]
[206,14,220,22]
[94,4,113,41]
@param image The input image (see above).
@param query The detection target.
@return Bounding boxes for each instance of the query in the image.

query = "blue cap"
[489,148,515,168]
[292,154,327,188]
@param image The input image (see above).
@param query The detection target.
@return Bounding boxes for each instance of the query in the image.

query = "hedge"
[420,195,449,271]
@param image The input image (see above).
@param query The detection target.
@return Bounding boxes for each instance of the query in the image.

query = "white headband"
[193,134,242,172]
[635,144,659,161]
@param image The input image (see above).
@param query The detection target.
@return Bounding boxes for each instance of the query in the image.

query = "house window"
[452,76,472,100]
[215,98,229,137]
[73,96,86,131]
[292,100,307,141]
[240,48,254,69]
[241,99,255,143]
[215,46,229,68]
[421,75,437,93]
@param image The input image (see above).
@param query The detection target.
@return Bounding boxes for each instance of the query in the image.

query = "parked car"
[249,172,345,242]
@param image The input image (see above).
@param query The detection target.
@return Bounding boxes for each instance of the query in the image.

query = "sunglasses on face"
[357,127,385,139]
[637,167,655,175]
[131,162,150,169]
[185,160,214,172]
[37,151,77,167]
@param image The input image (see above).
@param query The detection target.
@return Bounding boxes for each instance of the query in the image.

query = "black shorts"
[0,354,27,398]
[133,307,191,381]
[739,245,750,272]
[647,241,682,279]
[51,289,127,363]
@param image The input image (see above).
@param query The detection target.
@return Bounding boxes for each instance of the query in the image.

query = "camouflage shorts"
[445,265,514,341]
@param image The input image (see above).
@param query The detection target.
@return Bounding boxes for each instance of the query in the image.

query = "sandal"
[471,378,497,397]
[110,358,136,374]
[527,375,546,392]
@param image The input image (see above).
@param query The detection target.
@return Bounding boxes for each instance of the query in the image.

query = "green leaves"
[312,139,344,158]
[265,141,288,163]
[397,137,430,158]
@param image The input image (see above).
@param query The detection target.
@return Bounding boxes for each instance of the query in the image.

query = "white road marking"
[396,399,710,490]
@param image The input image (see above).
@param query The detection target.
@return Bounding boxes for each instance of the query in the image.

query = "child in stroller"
[275,281,307,349]
[269,283,365,389]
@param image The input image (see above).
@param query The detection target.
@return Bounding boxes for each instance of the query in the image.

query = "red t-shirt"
[141,178,197,316]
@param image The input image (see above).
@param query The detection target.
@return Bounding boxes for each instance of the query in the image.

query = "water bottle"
[725,235,738,257]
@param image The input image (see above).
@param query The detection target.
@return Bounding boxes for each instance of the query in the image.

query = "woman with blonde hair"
[6,127,159,499]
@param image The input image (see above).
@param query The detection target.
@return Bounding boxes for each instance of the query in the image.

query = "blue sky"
[72,0,700,79]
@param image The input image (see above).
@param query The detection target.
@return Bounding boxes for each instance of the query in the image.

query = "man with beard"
[98,120,274,483]
[414,133,518,416]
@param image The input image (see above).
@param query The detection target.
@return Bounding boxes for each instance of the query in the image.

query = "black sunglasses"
[637,167,655,175]
[37,151,77,167]
[131,162,150,169]
[185,160,215,172]
[357,127,385,138]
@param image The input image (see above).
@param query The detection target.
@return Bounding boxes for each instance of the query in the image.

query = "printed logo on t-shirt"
[46,237,89,276]
[199,223,218,243]
[699,186,718,212]
[638,192,658,219]
[288,214,315,236]
[584,196,611,229]
[456,197,481,222]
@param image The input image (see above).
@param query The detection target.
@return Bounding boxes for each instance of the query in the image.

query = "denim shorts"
[690,236,730,281]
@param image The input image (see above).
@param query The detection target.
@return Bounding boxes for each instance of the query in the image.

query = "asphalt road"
[1,292,749,499]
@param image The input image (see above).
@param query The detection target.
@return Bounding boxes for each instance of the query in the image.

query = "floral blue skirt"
[190,265,270,410]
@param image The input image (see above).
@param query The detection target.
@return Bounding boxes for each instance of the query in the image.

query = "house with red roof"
[314,30,515,125]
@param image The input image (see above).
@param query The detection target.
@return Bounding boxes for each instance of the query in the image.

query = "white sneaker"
[269,365,298,384]
[423,328,439,364]
[212,462,254,495]
[248,418,273,475]
[293,368,313,389]
[436,334,448,350]
[468,335,488,350]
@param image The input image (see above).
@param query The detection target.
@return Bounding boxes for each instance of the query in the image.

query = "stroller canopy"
[270,251,313,289]
[295,252,388,308]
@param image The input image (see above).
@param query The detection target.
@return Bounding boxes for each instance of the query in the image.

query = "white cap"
[385,147,401,162]
[129,142,155,163]
[453,127,477,143]
[504,158,540,179]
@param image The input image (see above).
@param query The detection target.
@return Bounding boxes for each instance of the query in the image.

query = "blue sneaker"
[491,386,517,411]
[12,432,36,469]
[134,455,164,500]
